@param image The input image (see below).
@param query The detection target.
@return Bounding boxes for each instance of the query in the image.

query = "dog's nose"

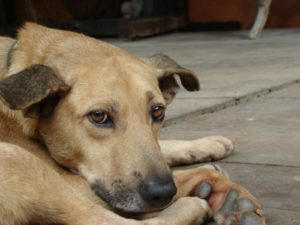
[139,176,177,207]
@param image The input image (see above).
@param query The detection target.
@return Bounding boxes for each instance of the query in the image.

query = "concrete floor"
[108,29,300,224]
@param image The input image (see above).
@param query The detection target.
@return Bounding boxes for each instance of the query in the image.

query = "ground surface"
[108,29,300,225]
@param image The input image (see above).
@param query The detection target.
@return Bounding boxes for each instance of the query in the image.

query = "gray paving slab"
[165,79,297,122]
[260,209,299,225]
[267,83,300,98]
[162,85,300,167]
[165,98,229,121]
[160,84,300,224]
[105,29,300,122]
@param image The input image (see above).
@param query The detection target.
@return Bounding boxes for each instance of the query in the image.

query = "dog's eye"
[87,110,113,127]
[151,105,165,122]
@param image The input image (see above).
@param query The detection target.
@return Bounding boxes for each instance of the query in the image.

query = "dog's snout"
[139,176,177,207]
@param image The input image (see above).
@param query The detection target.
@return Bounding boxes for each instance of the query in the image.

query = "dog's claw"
[212,164,222,172]
[195,181,212,199]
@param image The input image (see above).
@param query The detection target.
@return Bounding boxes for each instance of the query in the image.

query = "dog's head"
[0,24,199,213]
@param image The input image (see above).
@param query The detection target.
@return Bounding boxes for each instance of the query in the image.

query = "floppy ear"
[145,54,200,104]
[0,64,70,118]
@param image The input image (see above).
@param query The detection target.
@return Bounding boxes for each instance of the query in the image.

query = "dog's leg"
[0,142,213,225]
[159,136,234,167]
[0,142,137,225]
[172,165,266,225]
[143,197,211,225]
[249,0,272,39]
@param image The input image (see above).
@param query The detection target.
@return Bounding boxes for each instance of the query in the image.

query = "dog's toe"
[201,164,229,178]
[206,136,235,154]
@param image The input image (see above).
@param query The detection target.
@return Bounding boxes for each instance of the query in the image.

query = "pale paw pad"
[195,181,212,199]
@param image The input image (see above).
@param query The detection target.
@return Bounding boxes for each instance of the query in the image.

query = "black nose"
[139,176,177,207]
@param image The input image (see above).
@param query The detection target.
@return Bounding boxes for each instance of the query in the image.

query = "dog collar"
[6,40,18,69]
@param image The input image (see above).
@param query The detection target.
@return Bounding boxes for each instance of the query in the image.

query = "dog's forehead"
[76,56,158,89]
[69,55,164,107]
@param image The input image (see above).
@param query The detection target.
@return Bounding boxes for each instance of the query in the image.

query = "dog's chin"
[91,181,167,214]
[111,197,170,214]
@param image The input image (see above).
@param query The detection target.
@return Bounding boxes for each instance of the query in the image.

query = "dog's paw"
[194,174,265,225]
[190,136,234,163]
[204,136,234,155]
[213,189,265,225]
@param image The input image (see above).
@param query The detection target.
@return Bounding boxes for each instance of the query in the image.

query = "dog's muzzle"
[91,175,177,212]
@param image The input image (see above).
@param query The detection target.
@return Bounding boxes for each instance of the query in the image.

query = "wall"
[188,0,300,29]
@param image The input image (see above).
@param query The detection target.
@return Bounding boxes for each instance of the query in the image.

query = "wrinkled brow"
[146,91,155,101]
[110,102,119,114]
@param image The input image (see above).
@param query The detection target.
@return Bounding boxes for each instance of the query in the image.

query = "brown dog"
[0,23,265,225]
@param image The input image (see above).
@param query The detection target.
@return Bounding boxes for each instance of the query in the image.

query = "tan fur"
[0,23,264,225]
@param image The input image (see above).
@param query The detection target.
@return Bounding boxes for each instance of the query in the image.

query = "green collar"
[6,41,18,69]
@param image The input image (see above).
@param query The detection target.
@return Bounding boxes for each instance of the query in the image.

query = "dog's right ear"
[0,65,70,118]
[144,54,200,105]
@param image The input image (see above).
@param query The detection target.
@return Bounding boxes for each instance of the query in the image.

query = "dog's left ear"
[144,54,200,104]
[0,64,70,118]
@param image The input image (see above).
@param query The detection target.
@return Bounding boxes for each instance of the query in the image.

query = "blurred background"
[1,0,300,39]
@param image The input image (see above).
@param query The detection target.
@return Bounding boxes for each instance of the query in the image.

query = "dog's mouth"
[91,181,151,213]
[91,179,174,213]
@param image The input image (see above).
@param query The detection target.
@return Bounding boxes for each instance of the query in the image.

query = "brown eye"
[151,105,165,122]
[87,110,113,127]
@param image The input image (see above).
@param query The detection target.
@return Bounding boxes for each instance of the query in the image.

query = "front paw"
[213,189,265,225]
[204,136,234,155]
[194,168,266,225]
[191,136,234,162]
